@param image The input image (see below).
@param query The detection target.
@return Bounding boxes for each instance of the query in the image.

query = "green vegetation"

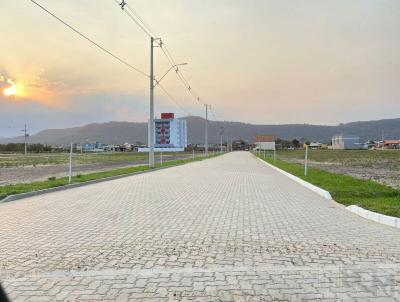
[0,153,220,200]
[0,143,52,153]
[275,149,400,168]
[256,153,400,218]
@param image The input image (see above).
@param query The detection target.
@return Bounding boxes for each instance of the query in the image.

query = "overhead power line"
[115,0,210,109]
[30,0,149,78]
[114,0,155,38]
[157,83,192,116]
[115,0,203,116]
[160,44,203,104]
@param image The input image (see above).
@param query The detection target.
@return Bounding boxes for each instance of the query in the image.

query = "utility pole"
[68,142,73,183]
[149,37,155,168]
[21,124,28,155]
[304,145,308,176]
[205,104,208,157]
[219,126,223,153]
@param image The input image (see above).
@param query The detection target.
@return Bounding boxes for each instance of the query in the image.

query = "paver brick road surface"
[1,152,399,301]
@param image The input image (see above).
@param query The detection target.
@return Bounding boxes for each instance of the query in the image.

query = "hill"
[1,116,399,145]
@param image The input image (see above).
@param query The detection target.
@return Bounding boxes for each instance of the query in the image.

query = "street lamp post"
[219,126,224,153]
[68,142,73,183]
[304,145,309,176]
[205,104,208,157]
[155,63,188,86]
[149,60,187,168]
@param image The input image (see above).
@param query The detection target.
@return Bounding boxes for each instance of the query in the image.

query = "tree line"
[276,138,303,149]
[0,143,52,153]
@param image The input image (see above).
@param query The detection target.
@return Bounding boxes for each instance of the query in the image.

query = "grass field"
[274,149,400,167]
[268,149,400,189]
[0,153,220,200]
[255,152,400,218]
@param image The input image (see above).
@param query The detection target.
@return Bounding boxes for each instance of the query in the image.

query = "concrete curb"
[346,205,400,229]
[255,157,332,200]
[254,154,400,229]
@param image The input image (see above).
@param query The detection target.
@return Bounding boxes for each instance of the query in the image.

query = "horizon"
[1,1,400,137]
[1,115,398,139]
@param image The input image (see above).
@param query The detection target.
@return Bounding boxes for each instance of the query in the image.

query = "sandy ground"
[0,154,192,185]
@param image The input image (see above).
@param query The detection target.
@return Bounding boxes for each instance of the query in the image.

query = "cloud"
[1,0,399,131]
[0,72,76,106]
[0,75,13,89]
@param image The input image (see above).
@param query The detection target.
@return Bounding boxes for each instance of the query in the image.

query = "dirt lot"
[0,152,196,185]
[273,150,400,190]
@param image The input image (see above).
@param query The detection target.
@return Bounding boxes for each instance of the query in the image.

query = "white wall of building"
[152,117,187,150]
[169,119,187,148]
[255,142,276,150]
[332,135,361,150]
[138,147,185,153]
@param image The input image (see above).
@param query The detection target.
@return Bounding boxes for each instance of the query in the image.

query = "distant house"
[232,140,251,151]
[255,135,276,150]
[308,142,327,150]
[83,141,104,152]
[384,140,400,149]
[376,140,400,149]
[104,144,119,152]
[331,135,363,150]
[120,142,134,152]
[364,140,376,149]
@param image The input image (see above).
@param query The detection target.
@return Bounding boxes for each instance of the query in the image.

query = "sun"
[3,83,17,96]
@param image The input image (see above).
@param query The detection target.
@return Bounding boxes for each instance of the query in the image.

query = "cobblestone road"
[1,152,399,301]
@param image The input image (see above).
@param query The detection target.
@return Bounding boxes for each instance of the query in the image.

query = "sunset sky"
[1,0,399,137]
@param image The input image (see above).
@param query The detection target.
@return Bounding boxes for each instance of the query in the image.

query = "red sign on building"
[161,113,174,119]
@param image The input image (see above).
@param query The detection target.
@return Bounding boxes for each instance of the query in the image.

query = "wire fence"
[0,150,220,187]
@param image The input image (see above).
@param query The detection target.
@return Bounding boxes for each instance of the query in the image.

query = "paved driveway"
[1,152,399,301]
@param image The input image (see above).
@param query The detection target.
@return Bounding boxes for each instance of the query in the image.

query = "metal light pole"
[304,145,308,176]
[21,124,28,155]
[205,104,208,157]
[149,37,155,168]
[149,46,186,168]
[68,142,73,183]
[219,126,223,153]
